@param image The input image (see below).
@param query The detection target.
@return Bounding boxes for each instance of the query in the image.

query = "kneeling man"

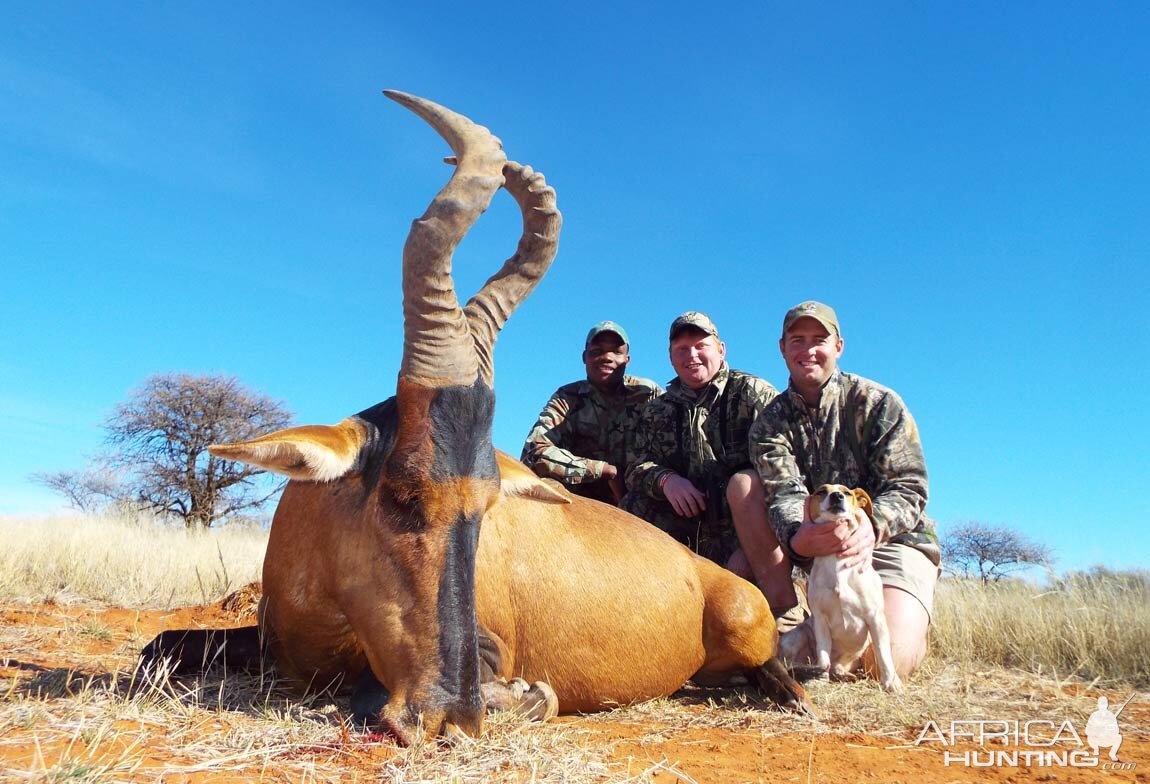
[748,301,941,679]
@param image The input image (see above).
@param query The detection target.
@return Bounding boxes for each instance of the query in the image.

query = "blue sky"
[2,2,1147,573]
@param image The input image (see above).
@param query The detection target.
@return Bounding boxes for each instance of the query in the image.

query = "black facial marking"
[353,397,399,497]
[435,509,484,722]
[427,379,498,482]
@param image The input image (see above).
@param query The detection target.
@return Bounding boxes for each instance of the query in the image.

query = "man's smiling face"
[779,317,843,400]
[670,328,726,390]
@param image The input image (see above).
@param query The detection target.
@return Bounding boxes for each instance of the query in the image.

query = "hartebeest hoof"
[752,657,820,719]
[480,678,559,722]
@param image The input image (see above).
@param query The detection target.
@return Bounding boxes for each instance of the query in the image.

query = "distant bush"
[33,372,291,528]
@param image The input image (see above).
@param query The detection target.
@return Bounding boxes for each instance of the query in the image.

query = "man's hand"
[790,508,875,568]
[602,464,626,505]
[662,473,707,518]
[790,517,851,558]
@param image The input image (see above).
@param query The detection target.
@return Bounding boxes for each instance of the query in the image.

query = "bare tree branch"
[943,520,1055,583]
[37,373,292,528]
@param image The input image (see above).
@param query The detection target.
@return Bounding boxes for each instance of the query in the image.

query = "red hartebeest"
[142,91,811,745]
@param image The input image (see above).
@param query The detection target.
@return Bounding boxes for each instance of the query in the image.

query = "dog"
[802,484,902,692]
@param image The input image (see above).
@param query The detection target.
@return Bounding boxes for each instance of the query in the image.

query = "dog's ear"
[804,492,818,522]
[853,488,874,519]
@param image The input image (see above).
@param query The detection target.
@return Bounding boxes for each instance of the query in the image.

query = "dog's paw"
[829,664,859,682]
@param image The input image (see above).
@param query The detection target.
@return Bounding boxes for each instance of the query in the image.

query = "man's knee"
[725,468,762,510]
[727,470,784,553]
[883,586,930,678]
[725,548,755,581]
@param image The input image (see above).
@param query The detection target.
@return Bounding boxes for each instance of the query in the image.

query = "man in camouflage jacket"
[622,312,778,571]
[521,321,662,505]
[749,300,942,678]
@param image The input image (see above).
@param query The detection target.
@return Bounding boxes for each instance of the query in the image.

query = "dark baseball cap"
[781,301,841,338]
[585,320,630,348]
[669,311,720,342]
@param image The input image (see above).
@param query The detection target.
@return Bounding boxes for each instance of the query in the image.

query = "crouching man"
[622,312,779,582]
[748,301,942,679]
[521,321,662,504]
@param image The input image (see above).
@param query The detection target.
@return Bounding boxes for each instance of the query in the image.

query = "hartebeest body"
[142,92,810,744]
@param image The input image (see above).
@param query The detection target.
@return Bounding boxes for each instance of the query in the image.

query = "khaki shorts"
[872,541,941,621]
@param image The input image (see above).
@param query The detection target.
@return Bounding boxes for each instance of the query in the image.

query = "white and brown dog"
[799,484,902,692]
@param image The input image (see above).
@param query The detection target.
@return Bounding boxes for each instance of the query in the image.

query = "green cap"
[669,311,720,342]
[782,301,841,338]
[585,320,630,348]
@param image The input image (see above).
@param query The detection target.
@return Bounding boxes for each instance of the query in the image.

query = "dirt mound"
[218,582,262,620]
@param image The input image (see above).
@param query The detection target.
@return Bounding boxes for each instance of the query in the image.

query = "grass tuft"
[0,513,266,608]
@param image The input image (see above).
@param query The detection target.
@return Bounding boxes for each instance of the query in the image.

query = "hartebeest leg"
[350,665,390,729]
[752,658,818,717]
[139,626,264,674]
[480,678,559,721]
[692,557,818,716]
[476,624,558,722]
[350,626,557,729]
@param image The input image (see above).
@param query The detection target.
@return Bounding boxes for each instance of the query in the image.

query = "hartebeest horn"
[383,90,507,388]
[465,161,561,385]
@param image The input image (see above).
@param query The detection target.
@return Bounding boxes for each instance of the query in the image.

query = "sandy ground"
[1,596,1146,783]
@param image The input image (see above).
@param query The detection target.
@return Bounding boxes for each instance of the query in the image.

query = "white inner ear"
[499,474,571,505]
[247,441,358,482]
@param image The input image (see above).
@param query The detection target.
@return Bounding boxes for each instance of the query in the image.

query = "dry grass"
[1,514,1146,781]
[589,658,1119,739]
[4,644,1142,783]
[0,654,622,782]
[931,572,1150,687]
[0,513,266,608]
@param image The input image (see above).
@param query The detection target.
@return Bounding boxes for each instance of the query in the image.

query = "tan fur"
[495,455,571,504]
[248,439,784,715]
[259,467,500,737]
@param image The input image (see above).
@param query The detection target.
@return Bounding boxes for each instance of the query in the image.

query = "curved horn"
[464,161,562,386]
[384,90,507,388]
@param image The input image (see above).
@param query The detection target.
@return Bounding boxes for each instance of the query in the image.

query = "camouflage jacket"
[749,370,941,567]
[520,375,663,486]
[627,364,777,499]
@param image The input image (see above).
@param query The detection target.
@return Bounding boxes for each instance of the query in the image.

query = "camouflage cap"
[669,311,720,342]
[781,301,841,338]
[585,320,630,348]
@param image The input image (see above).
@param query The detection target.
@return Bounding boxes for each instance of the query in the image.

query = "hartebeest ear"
[209,419,370,482]
[494,452,571,505]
